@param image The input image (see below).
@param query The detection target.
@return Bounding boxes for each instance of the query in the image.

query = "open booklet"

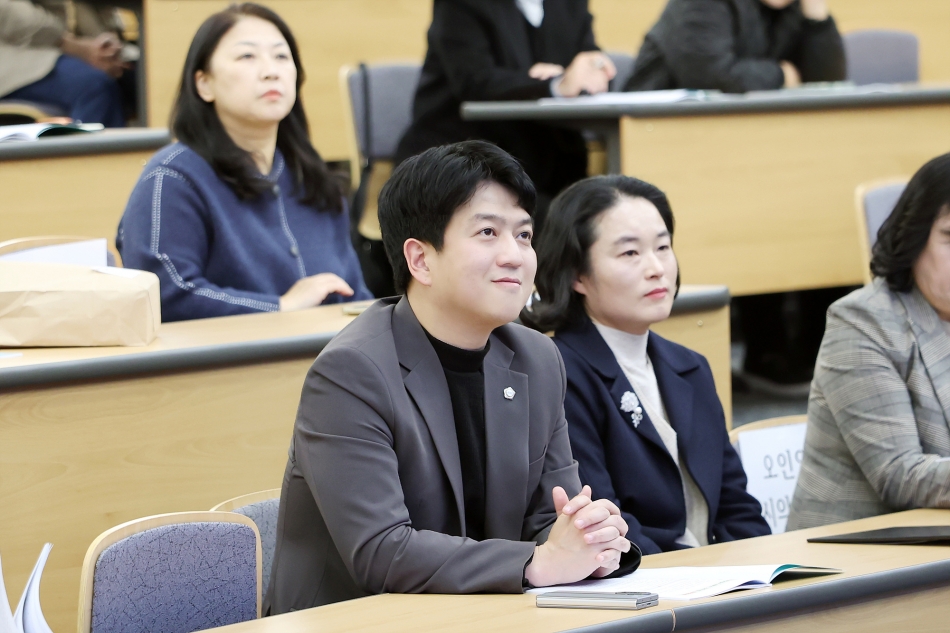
[0,545,55,633]
[529,564,840,601]
[0,123,104,143]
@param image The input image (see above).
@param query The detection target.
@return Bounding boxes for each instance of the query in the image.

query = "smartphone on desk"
[536,591,659,610]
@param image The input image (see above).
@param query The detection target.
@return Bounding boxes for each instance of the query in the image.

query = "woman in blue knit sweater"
[118,3,371,321]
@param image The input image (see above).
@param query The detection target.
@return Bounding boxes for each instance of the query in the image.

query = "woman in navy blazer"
[524,175,770,554]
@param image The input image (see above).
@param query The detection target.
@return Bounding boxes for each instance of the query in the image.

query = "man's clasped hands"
[524,485,632,587]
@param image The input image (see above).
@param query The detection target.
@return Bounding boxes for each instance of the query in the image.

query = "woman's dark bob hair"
[171,3,341,210]
[871,152,950,292]
[522,175,678,333]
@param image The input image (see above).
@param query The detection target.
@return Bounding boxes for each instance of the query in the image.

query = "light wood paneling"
[0,358,311,633]
[0,152,149,244]
[621,104,950,295]
[653,303,731,426]
[144,0,433,158]
[205,509,950,633]
[145,0,950,161]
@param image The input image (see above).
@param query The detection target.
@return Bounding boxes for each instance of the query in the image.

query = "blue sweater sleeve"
[120,165,282,321]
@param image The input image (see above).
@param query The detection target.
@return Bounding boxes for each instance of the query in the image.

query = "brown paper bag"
[0,262,161,347]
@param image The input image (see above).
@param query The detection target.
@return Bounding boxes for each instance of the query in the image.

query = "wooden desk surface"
[209,509,950,633]
[143,0,950,161]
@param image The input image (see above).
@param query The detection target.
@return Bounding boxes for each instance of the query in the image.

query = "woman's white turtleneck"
[592,319,710,548]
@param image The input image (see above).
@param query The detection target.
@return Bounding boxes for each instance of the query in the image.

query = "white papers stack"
[0,545,55,633]
[530,564,840,601]
[538,89,710,106]
[0,239,108,267]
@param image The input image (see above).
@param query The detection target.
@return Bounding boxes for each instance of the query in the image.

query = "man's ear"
[404,238,434,287]
[195,70,215,103]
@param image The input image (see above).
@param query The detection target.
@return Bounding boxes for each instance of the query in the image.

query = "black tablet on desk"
[808,526,950,545]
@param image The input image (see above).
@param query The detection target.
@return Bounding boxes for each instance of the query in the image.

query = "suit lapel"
[899,288,950,421]
[497,0,535,69]
[651,343,695,449]
[483,337,530,540]
[392,298,466,527]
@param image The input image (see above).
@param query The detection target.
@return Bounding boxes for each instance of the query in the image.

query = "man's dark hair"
[522,175,678,333]
[871,152,950,292]
[378,141,537,294]
[171,3,342,211]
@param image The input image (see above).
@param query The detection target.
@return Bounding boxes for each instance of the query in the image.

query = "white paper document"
[13,544,54,633]
[0,239,107,267]
[530,564,840,601]
[737,423,807,534]
[538,89,711,106]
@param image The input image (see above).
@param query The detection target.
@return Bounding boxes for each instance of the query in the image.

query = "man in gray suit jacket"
[266,141,637,613]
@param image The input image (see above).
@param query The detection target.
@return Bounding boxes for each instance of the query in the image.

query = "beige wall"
[146,0,950,161]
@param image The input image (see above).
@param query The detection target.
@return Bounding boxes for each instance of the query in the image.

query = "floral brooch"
[620,391,644,428]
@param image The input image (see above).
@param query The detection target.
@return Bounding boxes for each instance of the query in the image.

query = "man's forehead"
[459,183,530,221]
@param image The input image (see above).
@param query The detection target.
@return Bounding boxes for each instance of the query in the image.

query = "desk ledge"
[566,558,950,633]
[0,128,171,161]
[0,331,333,390]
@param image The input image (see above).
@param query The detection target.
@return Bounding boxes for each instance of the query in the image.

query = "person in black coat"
[625,0,845,93]
[395,0,616,228]
[523,175,770,554]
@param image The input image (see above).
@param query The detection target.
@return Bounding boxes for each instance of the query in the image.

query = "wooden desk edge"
[669,285,729,317]
[0,332,334,389]
[564,558,950,633]
[0,129,171,162]
[460,86,950,122]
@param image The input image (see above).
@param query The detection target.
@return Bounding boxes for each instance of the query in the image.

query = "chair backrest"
[79,512,262,633]
[730,415,807,534]
[606,51,637,92]
[854,179,907,284]
[211,490,280,599]
[340,63,422,182]
[0,236,121,267]
[843,29,920,85]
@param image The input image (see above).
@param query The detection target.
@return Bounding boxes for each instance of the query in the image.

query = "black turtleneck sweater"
[425,330,490,542]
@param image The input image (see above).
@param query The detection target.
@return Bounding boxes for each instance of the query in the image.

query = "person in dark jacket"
[625,0,845,93]
[627,0,849,391]
[524,175,770,554]
[395,0,616,229]
[118,4,370,321]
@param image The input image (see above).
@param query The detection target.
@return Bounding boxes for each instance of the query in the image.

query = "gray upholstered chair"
[339,63,421,241]
[606,51,637,92]
[78,512,262,633]
[211,489,280,599]
[855,179,908,284]
[843,30,920,85]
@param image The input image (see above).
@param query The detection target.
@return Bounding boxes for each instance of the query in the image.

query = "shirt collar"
[515,0,544,27]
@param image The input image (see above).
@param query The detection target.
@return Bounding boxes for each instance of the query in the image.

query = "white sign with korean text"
[737,423,807,534]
